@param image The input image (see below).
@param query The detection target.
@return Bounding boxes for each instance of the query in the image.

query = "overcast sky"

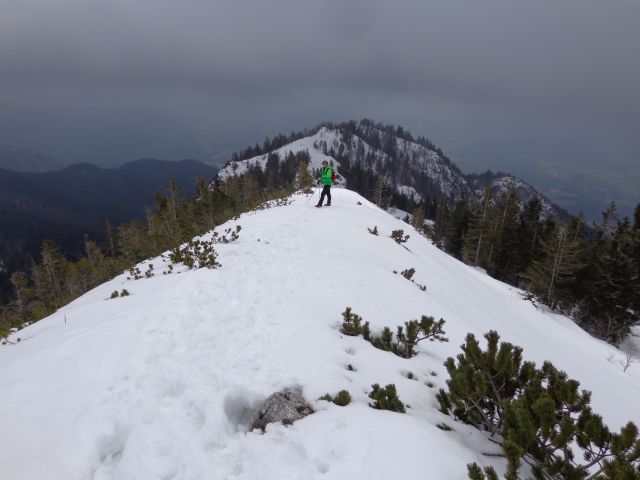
[1,0,638,218]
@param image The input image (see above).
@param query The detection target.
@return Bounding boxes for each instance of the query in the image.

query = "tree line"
[0,171,302,340]
[425,184,639,345]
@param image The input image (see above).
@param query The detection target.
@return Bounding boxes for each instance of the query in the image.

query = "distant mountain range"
[0,159,216,303]
[0,145,69,173]
[216,120,570,220]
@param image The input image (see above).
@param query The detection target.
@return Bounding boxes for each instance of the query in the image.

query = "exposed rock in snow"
[250,388,314,431]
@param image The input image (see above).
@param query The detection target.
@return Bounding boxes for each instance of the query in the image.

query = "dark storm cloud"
[0,0,639,217]
[2,0,638,114]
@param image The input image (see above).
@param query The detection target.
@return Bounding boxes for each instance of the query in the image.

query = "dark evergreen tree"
[445,198,472,259]
[514,196,544,283]
[487,184,520,281]
[433,202,450,249]
[577,204,639,344]
[412,205,425,233]
[463,186,493,266]
[526,218,585,309]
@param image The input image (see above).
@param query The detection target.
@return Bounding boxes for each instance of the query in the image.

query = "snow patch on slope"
[397,185,422,201]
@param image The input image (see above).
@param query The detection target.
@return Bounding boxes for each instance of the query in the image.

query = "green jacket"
[321,165,333,186]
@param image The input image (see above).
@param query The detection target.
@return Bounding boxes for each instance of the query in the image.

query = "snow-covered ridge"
[216,123,471,203]
[468,172,568,219]
[216,121,563,218]
[216,127,345,183]
[1,188,635,480]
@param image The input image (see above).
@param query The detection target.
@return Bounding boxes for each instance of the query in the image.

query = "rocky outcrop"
[250,389,314,431]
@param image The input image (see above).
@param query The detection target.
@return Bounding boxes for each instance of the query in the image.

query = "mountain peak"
[216,120,565,218]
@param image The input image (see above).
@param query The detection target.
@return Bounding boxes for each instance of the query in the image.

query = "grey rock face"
[250,389,314,431]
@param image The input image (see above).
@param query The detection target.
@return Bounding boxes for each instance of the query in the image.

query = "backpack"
[331,168,336,183]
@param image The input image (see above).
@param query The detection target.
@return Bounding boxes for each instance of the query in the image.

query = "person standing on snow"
[315,160,333,207]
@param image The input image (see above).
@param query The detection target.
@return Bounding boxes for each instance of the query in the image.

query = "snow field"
[0,188,638,480]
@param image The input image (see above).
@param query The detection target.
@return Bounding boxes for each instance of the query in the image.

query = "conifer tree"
[463,186,493,266]
[372,175,385,207]
[433,202,450,249]
[38,240,67,306]
[580,208,639,343]
[412,205,425,233]
[263,152,279,189]
[105,218,116,256]
[9,272,29,320]
[155,188,169,212]
[167,178,183,222]
[241,174,259,209]
[296,160,313,192]
[526,219,585,309]
[487,184,520,280]
[514,196,544,280]
[194,176,215,230]
[445,198,471,259]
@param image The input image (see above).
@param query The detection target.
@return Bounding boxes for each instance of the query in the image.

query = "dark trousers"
[317,185,331,206]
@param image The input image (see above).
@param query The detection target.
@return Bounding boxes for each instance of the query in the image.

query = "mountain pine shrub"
[438,331,640,480]
[319,390,352,406]
[397,267,427,291]
[127,267,143,280]
[110,289,130,299]
[391,229,409,244]
[144,264,154,278]
[212,225,241,244]
[371,316,448,359]
[170,239,221,270]
[163,264,174,275]
[341,307,448,358]
[436,422,453,431]
[466,464,499,480]
[340,307,370,340]
[369,383,405,413]
[368,226,379,235]
[436,331,529,435]
[401,268,415,281]
[333,390,352,406]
